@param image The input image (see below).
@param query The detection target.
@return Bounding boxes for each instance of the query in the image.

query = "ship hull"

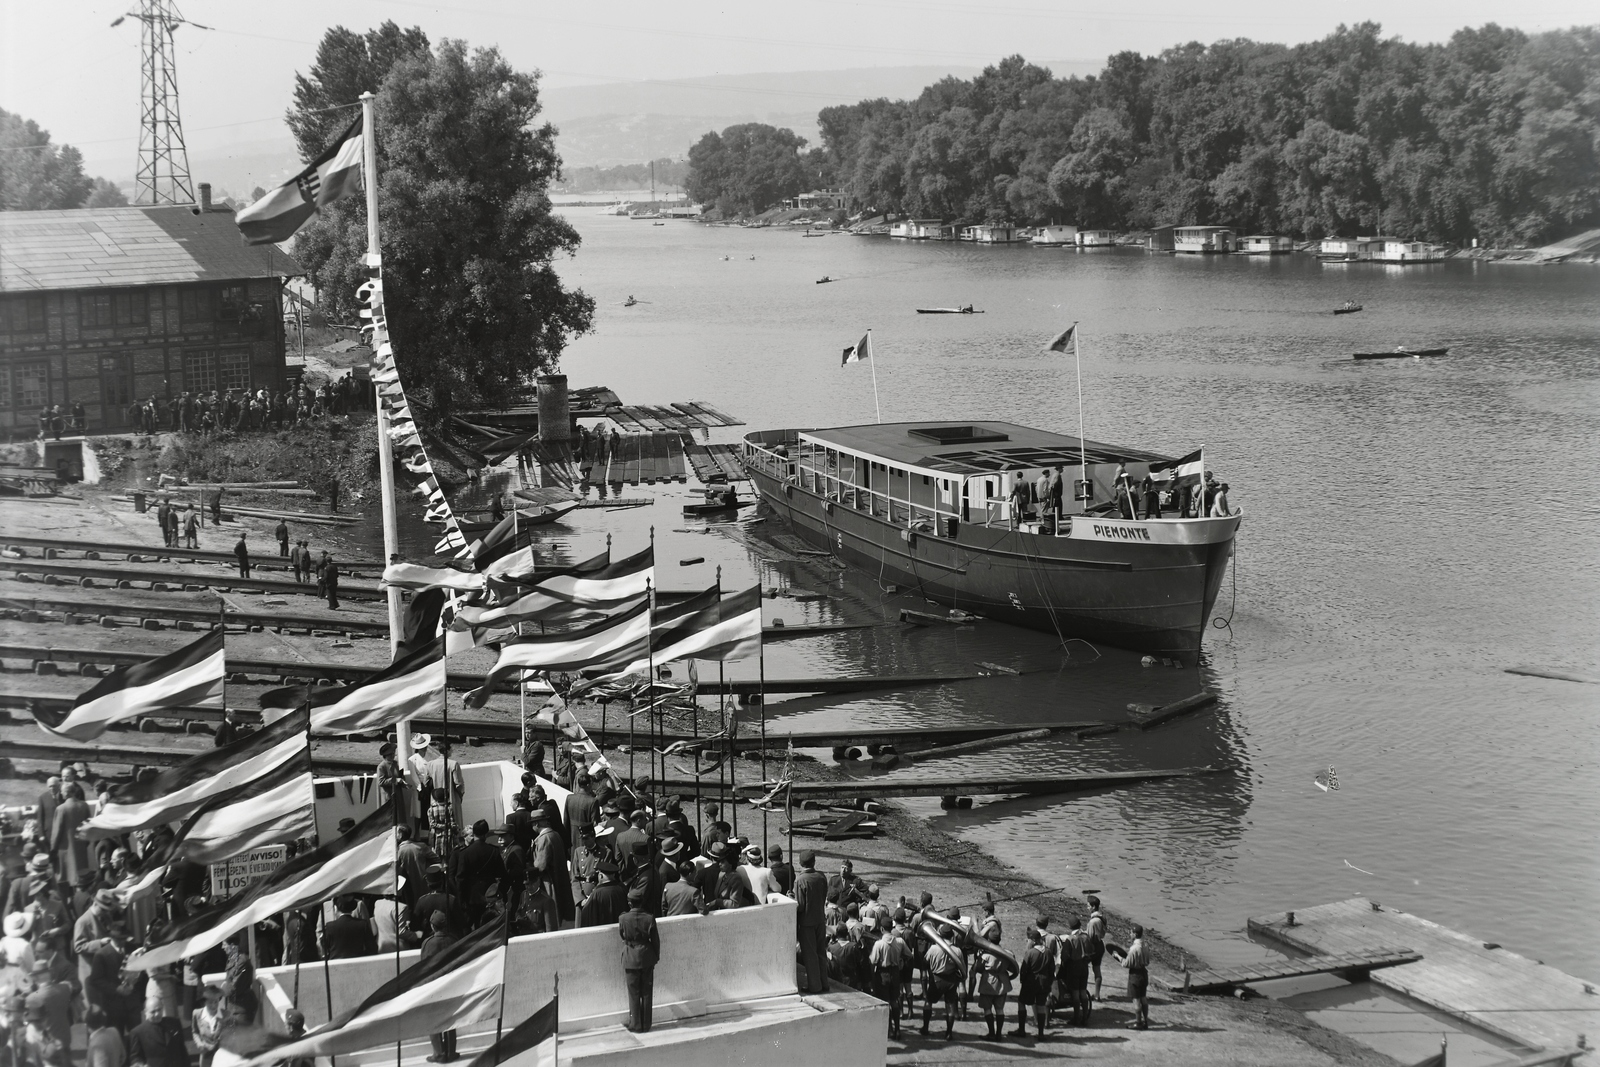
[745,464,1238,665]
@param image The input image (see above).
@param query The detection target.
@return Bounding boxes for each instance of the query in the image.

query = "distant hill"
[543,62,1101,168]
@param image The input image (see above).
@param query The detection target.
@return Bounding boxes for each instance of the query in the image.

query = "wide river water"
[527,212,1599,1053]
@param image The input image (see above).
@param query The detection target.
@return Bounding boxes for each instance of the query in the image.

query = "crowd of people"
[139,500,342,610]
[1009,463,1236,527]
[0,736,1156,1067]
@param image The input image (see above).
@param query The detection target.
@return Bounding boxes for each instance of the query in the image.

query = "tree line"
[685,23,1599,245]
[556,159,690,194]
[0,110,127,210]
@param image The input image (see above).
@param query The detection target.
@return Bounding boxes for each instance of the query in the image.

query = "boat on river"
[742,421,1240,664]
[1353,347,1449,360]
[1333,301,1363,315]
[917,306,983,314]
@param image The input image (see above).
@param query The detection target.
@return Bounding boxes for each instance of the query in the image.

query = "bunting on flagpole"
[34,629,224,742]
[235,917,510,1065]
[82,707,310,838]
[126,800,399,972]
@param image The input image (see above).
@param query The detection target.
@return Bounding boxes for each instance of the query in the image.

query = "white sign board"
[208,846,287,901]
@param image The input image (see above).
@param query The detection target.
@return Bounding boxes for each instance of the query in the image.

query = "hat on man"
[27,854,50,874]
[615,794,636,815]
[3,912,32,938]
[30,958,52,976]
[410,733,432,751]
[75,870,97,888]
[595,824,617,840]
[93,889,122,910]
[626,885,648,905]
[595,860,620,876]
[768,846,784,860]
[336,818,357,834]
[27,877,52,898]
[707,840,729,861]
[799,850,817,868]
[660,838,685,860]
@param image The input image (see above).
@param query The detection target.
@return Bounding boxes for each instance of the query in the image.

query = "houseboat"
[961,223,1017,243]
[1145,225,1176,252]
[1076,229,1117,248]
[1236,234,1294,254]
[741,420,1240,664]
[1318,236,1389,261]
[1174,225,1235,253]
[1032,224,1078,246]
[1373,240,1446,264]
[889,218,947,240]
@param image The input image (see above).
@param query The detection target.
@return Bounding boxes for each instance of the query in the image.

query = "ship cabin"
[889,218,947,239]
[744,421,1183,538]
[961,223,1017,243]
[1174,225,1235,253]
[1145,225,1176,252]
[1032,224,1078,245]
[1318,236,1389,260]
[1237,234,1294,254]
[1076,229,1117,247]
[1373,239,1445,263]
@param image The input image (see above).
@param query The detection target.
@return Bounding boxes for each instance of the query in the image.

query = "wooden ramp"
[1249,898,1600,1051]
[684,442,749,484]
[1170,949,1422,994]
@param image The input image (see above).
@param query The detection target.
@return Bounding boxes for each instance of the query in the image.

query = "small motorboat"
[1353,347,1450,360]
[623,296,638,307]
[1333,301,1363,315]
[916,305,983,314]
[683,496,755,516]
[816,276,835,284]
[900,607,980,626]
[652,221,665,226]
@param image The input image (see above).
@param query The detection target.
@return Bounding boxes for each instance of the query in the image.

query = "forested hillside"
[796,23,1599,245]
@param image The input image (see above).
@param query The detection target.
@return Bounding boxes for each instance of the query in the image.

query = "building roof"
[0,206,303,293]
[800,420,1173,476]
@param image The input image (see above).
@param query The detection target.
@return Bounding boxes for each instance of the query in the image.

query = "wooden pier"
[1249,898,1599,1053]
[1170,949,1422,994]
[712,766,1217,800]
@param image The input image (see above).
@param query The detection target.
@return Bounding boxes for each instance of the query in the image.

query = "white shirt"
[741,863,784,902]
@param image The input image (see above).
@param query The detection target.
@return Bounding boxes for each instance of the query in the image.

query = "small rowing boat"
[1353,347,1450,360]
[917,306,983,315]
[1333,301,1363,315]
[682,500,756,517]
[816,276,835,284]
[901,607,981,626]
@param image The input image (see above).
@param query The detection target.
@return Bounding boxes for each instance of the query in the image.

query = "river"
[530,212,1599,1057]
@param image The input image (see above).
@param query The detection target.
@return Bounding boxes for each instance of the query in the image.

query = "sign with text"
[208,845,287,901]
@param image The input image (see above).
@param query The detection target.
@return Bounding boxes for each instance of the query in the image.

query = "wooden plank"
[665,435,687,481]
[0,592,389,635]
[684,443,721,484]
[823,811,871,839]
[1177,949,1422,993]
[0,558,379,599]
[686,399,745,427]
[1128,691,1218,729]
[1248,898,1598,1051]
[900,728,1053,764]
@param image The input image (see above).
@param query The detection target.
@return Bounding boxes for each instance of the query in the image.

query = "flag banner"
[1149,448,1204,486]
[454,586,645,633]
[464,995,557,1067]
[466,600,652,707]
[236,112,363,246]
[127,800,398,972]
[502,547,654,603]
[382,562,488,593]
[680,583,763,663]
[261,640,446,735]
[1045,324,1077,353]
[468,513,519,567]
[83,707,311,839]
[481,542,540,580]
[399,588,449,654]
[238,918,509,1065]
[841,331,872,365]
[35,628,224,742]
[533,696,615,785]
[169,770,316,866]
[573,585,722,686]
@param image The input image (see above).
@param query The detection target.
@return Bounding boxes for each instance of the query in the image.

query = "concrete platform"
[1249,898,1598,1053]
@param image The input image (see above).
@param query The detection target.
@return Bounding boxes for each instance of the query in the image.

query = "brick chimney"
[199,183,212,212]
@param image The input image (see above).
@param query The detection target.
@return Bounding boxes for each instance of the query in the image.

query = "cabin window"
[921,475,929,485]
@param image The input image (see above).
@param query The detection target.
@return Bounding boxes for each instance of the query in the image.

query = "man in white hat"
[406,734,434,832]
[739,844,782,903]
[2,911,35,972]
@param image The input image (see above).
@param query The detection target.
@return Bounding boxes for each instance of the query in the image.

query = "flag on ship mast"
[235,112,364,245]
[82,707,311,838]
[1045,325,1077,352]
[1149,448,1204,486]
[126,800,399,972]
[234,917,511,1066]
[34,628,224,742]
[841,331,872,365]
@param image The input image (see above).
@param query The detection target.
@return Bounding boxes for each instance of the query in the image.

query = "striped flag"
[465,600,652,707]
[82,707,310,839]
[464,995,557,1067]
[382,562,489,594]
[168,766,315,865]
[1045,324,1077,353]
[261,640,446,736]
[35,628,224,742]
[235,112,364,246]
[577,584,757,685]
[126,800,398,972]
[1149,448,1204,486]
[236,917,510,1065]
[841,331,872,365]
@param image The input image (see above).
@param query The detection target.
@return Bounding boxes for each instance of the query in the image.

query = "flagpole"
[867,329,881,423]
[516,507,526,763]
[759,626,767,859]
[550,974,559,1067]
[360,90,409,764]
[1073,322,1086,511]
[645,575,655,804]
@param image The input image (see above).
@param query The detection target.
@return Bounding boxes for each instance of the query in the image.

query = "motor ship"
[742,420,1240,664]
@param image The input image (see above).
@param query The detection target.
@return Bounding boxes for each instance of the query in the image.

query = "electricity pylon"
[113,1,209,205]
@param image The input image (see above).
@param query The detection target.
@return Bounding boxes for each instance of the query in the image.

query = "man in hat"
[68,869,100,922]
[420,912,458,1062]
[7,852,51,916]
[704,843,753,912]
[768,846,794,896]
[406,734,434,832]
[25,957,74,1056]
[73,888,124,993]
[614,811,648,872]
[577,862,627,928]
[562,774,599,847]
[1012,927,1052,1037]
[827,859,868,910]
[274,519,290,558]
[505,792,535,852]
[453,821,505,927]
[233,532,250,579]
[424,739,466,843]
[411,867,463,943]
[321,895,377,960]
[394,826,436,913]
[2,910,35,971]
[530,809,575,927]
[660,843,699,916]
[793,851,829,994]
[617,886,660,1033]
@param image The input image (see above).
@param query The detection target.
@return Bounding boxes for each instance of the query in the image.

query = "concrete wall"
[258,899,798,1038]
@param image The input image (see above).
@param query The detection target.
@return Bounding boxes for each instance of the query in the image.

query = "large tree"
[0,110,95,210]
[685,123,808,217]
[289,28,593,412]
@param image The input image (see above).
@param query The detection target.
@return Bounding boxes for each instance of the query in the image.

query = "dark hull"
[746,466,1238,665]
[1333,306,1363,314]
[1353,348,1448,360]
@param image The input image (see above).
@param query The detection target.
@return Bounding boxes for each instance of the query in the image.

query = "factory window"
[184,350,216,394]
[180,288,213,325]
[1,296,46,333]
[80,293,113,328]
[217,349,251,391]
[113,291,148,326]
[13,361,49,409]
[218,285,247,322]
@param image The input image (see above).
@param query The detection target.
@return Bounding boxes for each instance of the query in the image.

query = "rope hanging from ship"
[1211,542,1238,633]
